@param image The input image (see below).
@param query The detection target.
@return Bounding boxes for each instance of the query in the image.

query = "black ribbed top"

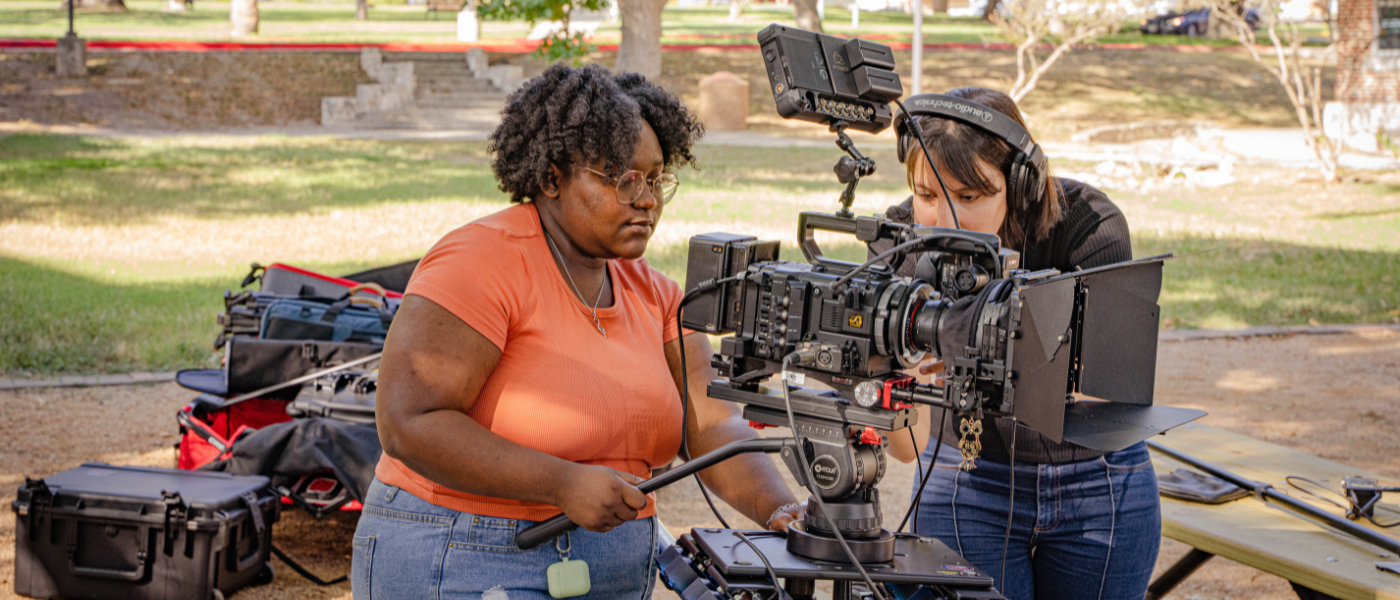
[869,178,1133,464]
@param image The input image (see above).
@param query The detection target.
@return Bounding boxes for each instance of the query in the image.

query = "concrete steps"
[322,48,521,131]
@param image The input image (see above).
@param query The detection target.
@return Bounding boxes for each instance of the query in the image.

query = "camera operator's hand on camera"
[919,359,945,384]
[557,465,649,533]
[766,500,808,533]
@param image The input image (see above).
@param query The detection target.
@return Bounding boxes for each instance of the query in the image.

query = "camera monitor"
[758,24,903,134]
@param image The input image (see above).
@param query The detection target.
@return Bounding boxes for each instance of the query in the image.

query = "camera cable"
[894,98,961,231]
[1000,419,1017,589]
[676,275,747,530]
[830,231,998,293]
[898,405,948,534]
[732,531,785,599]
[1284,476,1400,528]
[782,353,890,600]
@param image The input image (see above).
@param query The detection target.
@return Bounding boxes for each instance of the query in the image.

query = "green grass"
[0,254,414,375]
[2,133,1396,376]
[0,134,503,224]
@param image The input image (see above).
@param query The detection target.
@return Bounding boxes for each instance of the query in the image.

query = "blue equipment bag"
[261,293,396,344]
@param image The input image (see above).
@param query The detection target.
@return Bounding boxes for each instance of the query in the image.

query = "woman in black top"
[880,87,1160,600]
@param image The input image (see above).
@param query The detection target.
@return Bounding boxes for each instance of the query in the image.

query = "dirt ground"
[1,330,1396,599]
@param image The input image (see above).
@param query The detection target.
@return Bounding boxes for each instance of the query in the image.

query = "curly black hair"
[488,63,704,204]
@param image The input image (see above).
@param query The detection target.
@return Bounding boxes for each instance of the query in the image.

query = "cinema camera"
[517,26,1205,600]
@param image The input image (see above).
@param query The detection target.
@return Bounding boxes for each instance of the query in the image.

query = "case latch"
[23,477,52,541]
[241,491,266,533]
[162,490,188,545]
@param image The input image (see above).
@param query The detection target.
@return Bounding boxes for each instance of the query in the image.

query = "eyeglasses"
[575,164,680,206]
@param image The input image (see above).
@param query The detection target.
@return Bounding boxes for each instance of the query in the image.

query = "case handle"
[68,559,149,582]
[230,492,268,572]
[346,282,387,299]
[66,524,150,581]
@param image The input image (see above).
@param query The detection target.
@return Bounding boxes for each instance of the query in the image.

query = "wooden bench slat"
[1153,424,1400,600]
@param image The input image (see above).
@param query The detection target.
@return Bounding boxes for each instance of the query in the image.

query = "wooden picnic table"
[1147,423,1400,600]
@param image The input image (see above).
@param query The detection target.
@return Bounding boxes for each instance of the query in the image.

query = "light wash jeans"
[913,442,1161,600]
[352,477,657,600]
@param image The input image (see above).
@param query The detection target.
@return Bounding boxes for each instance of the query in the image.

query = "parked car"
[1139,7,1260,36]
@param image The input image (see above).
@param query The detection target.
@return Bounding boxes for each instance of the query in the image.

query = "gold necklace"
[543,226,608,339]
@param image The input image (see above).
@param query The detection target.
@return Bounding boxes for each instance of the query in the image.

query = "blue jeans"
[912,442,1161,600]
[352,478,658,600]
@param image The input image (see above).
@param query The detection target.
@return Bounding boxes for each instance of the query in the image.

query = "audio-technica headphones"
[895,94,1049,213]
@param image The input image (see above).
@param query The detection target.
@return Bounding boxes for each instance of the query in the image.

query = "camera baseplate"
[658,528,1002,600]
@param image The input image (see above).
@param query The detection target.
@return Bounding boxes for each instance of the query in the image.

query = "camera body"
[684,208,1189,448]
[684,211,1024,409]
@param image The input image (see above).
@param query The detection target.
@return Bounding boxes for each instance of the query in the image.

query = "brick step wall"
[322,48,523,131]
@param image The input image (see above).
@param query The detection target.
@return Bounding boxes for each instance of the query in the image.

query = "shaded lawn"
[2,134,1397,375]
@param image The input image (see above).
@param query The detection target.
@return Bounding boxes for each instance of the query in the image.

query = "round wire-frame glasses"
[575,164,680,205]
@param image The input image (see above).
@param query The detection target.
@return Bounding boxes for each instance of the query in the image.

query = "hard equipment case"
[12,463,280,600]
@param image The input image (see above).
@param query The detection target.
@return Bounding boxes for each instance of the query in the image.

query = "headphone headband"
[899,94,1046,174]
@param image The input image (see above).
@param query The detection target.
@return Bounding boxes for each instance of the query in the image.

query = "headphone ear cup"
[1024,155,1046,210]
[1007,155,1028,213]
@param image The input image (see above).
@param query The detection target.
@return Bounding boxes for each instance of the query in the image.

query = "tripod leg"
[833,581,853,600]
[785,578,816,600]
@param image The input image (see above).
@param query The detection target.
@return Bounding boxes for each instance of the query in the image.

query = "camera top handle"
[798,212,907,275]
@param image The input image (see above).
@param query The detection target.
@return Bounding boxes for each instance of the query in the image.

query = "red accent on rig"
[748,420,774,430]
[859,426,883,446]
[882,376,915,410]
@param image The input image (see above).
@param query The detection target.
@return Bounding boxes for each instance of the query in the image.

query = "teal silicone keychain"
[546,531,590,599]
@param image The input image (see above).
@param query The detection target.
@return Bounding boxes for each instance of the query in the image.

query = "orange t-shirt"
[375,203,686,521]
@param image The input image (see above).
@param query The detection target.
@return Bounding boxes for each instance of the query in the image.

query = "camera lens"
[910,299,946,355]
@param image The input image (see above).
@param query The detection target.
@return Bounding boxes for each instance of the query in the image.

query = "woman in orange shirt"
[353,64,805,599]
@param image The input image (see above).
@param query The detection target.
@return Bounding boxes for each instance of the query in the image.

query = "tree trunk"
[728,0,751,21]
[793,0,822,32]
[931,0,948,14]
[356,0,368,20]
[230,0,258,35]
[980,0,1000,20]
[616,0,664,79]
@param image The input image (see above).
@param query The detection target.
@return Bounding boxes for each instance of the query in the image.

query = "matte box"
[12,463,280,600]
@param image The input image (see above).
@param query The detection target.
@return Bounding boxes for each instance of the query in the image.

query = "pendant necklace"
[543,224,608,339]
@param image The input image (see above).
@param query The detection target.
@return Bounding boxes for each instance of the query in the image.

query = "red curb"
[0,37,1243,54]
[0,38,542,53]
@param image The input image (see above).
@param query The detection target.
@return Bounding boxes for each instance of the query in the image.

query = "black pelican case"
[11,463,280,600]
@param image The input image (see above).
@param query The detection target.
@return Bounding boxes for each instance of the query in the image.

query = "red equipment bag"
[175,394,291,471]
[245,262,410,300]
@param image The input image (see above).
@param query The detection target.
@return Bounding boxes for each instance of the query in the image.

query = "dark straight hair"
[905,87,1063,251]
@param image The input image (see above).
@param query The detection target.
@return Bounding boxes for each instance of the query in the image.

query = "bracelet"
[765,502,803,529]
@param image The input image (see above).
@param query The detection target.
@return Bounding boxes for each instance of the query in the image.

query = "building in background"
[1325,0,1400,153]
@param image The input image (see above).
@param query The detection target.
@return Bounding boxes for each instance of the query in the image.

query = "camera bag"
[176,394,292,471]
[245,262,409,299]
[225,337,382,399]
[11,463,279,600]
[219,260,414,349]
[259,295,396,344]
